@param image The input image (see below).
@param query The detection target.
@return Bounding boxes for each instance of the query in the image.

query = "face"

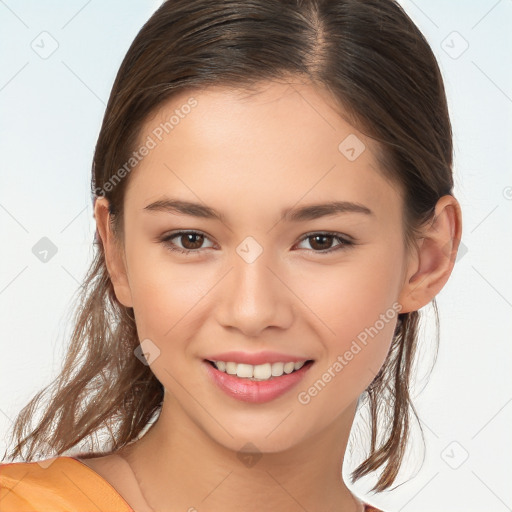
[105,81,415,453]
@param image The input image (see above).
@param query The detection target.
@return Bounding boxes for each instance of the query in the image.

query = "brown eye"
[161,230,215,256]
[296,232,354,254]
[179,232,204,250]
[308,234,335,251]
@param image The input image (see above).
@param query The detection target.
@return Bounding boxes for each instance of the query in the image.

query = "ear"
[94,196,133,308]
[397,194,463,314]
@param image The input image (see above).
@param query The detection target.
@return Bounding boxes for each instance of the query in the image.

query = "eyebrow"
[143,198,374,222]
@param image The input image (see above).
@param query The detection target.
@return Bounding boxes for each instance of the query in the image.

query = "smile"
[202,359,315,403]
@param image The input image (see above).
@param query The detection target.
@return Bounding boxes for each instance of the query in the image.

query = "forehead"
[125,81,403,224]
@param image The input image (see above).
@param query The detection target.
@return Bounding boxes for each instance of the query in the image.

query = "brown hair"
[4,0,453,492]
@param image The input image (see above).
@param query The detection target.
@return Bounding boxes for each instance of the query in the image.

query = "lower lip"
[202,360,313,404]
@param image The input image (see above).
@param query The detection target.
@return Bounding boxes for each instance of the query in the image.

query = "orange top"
[0,457,133,511]
[0,456,383,511]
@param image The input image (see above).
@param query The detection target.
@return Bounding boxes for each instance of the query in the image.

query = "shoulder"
[0,456,133,511]
[364,504,385,512]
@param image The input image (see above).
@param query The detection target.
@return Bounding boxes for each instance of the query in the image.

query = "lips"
[201,355,314,403]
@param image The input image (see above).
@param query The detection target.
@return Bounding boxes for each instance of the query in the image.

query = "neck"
[118,393,364,512]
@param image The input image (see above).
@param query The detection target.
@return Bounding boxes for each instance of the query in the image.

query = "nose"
[214,241,294,337]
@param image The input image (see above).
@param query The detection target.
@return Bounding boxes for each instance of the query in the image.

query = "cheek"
[293,244,404,337]
[125,239,215,339]
[294,260,401,427]
[131,272,211,341]
[292,245,403,390]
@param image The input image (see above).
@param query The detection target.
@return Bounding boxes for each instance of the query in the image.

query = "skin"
[90,80,462,512]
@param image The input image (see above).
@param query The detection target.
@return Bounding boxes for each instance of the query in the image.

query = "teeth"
[253,363,272,380]
[225,362,237,375]
[236,363,253,378]
[283,362,295,374]
[212,360,308,381]
[271,362,284,376]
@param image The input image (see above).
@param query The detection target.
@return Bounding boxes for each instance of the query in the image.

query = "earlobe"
[93,197,134,308]
[397,195,463,314]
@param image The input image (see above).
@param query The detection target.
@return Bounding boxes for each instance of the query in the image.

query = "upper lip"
[204,351,313,366]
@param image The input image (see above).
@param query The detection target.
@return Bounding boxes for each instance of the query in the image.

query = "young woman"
[0,1,462,511]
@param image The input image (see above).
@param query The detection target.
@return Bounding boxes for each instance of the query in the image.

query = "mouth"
[202,358,315,403]
[204,359,315,381]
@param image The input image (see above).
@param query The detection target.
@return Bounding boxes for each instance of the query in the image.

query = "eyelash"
[159,230,355,257]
